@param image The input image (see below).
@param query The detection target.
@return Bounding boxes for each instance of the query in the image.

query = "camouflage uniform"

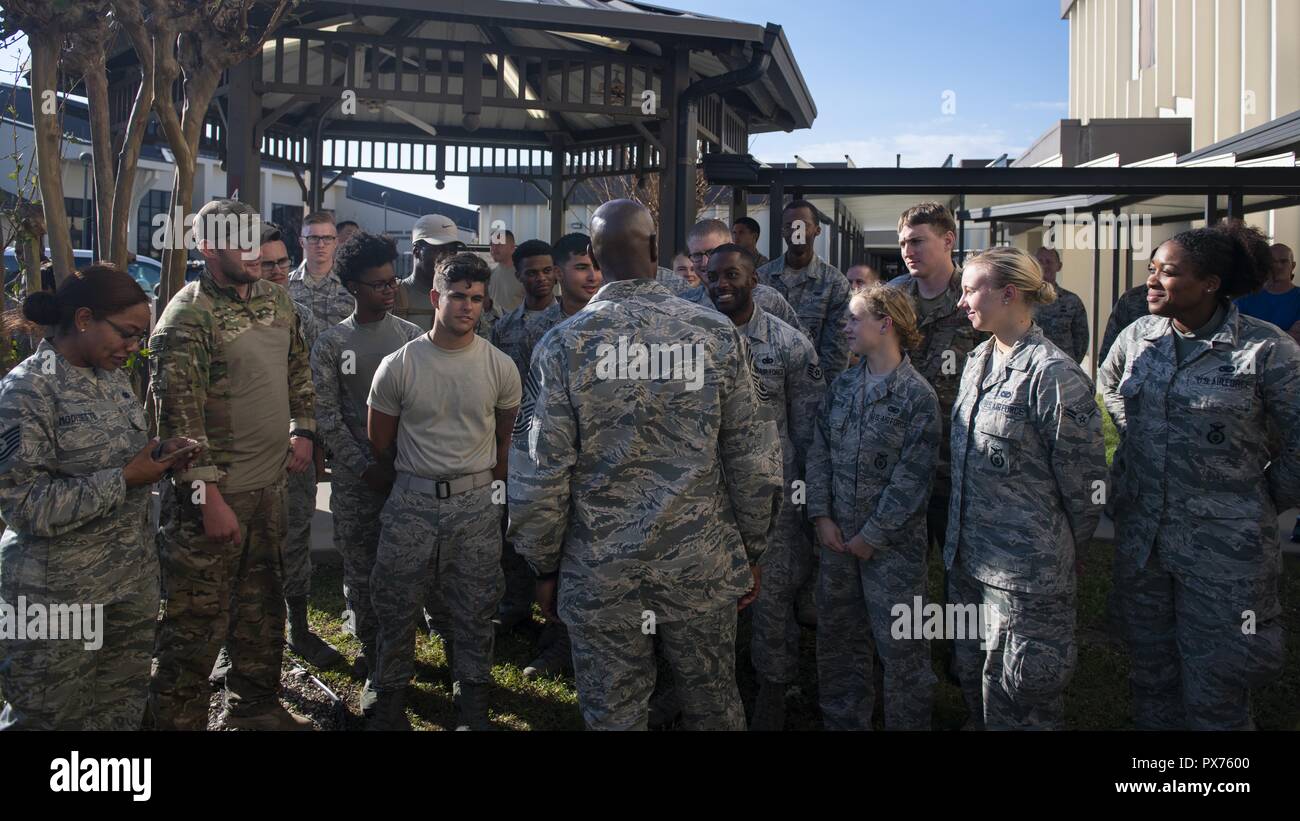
[678,283,803,336]
[757,254,852,383]
[1098,307,1299,730]
[0,341,157,730]
[476,303,503,341]
[366,336,519,700]
[739,306,826,687]
[311,314,422,663]
[287,261,354,329]
[1099,284,1149,364]
[509,278,783,730]
[491,301,568,624]
[1033,285,1090,364]
[370,481,504,691]
[148,272,316,729]
[283,300,324,601]
[805,355,940,730]
[656,266,691,295]
[946,325,1106,730]
[889,267,987,549]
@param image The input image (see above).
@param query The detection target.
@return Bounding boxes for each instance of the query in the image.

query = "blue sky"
[0,0,1070,209]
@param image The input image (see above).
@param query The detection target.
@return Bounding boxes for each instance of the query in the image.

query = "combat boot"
[286,596,344,669]
[366,688,411,731]
[208,646,231,690]
[221,701,314,731]
[749,678,787,731]
[453,682,493,731]
[522,632,573,679]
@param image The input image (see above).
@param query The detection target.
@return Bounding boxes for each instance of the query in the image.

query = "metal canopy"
[98,0,816,258]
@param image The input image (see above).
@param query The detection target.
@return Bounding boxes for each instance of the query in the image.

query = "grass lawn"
[272,394,1298,730]
[287,537,1299,730]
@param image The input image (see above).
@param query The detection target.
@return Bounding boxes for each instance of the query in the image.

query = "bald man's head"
[589,199,658,281]
[1271,243,1296,283]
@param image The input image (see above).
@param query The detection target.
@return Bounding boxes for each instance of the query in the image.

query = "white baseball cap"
[412,213,462,246]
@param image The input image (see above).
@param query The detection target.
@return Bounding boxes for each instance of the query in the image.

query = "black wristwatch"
[290,428,319,445]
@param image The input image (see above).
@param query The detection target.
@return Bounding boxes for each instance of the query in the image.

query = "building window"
[137,189,170,259]
[65,196,94,250]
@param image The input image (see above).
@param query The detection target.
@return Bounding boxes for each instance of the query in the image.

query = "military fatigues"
[1033,285,1090,364]
[1099,284,1149,364]
[740,306,826,686]
[283,300,324,601]
[287,262,355,329]
[0,341,157,730]
[655,266,692,295]
[888,268,987,550]
[491,302,570,623]
[805,355,941,730]
[311,314,422,663]
[371,480,504,691]
[1099,307,1300,729]
[679,283,804,336]
[509,278,783,730]
[148,272,316,729]
[757,254,852,384]
[946,326,1105,730]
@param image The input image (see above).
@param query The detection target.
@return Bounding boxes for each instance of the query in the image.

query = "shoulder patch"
[806,362,823,382]
[1065,400,1098,427]
[0,424,20,464]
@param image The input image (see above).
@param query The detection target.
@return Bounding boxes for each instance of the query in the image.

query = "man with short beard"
[706,243,824,730]
[149,199,317,730]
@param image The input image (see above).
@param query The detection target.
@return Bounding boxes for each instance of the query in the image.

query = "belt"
[394,469,494,500]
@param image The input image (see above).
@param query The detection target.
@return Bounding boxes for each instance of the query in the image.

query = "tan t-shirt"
[368,333,521,478]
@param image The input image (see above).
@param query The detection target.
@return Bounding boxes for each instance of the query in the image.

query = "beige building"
[994,0,1300,372]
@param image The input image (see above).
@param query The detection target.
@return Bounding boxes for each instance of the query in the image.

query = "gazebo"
[102,0,817,261]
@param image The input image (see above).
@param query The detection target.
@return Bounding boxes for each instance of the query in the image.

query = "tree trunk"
[80,61,116,261]
[111,2,156,270]
[27,30,76,286]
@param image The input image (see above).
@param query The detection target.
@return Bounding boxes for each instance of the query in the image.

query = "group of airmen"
[0,190,1294,732]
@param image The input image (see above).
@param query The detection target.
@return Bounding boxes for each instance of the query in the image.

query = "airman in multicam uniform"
[311,232,422,682]
[148,200,318,731]
[509,201,783,731]
[1099,224,1300,730]
[754,203,853,383]
[1032,247,1090,364]
[806,284,941,731]
[889,203,989,554]
[702,244,825,731]
[0,268,189,730]
[945,248,1106,731]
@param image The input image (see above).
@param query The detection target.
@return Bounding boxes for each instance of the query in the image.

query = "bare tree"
[3,1,78,284]
[119,0,295,304]
[61,2,117,263]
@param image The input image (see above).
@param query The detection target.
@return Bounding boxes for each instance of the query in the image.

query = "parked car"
[4,248,163,295]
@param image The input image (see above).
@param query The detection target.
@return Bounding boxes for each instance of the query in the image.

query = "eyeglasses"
[260,257,292,273]
[302,235,337,246]
[102,316,148,346]
[688,247,718,261]
[357,278,400,292]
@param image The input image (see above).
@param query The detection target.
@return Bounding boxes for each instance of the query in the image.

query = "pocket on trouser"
[1000,623,1077,700]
